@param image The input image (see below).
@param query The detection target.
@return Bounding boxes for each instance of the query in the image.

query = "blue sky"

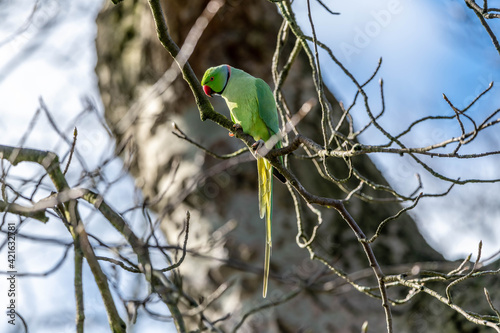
[0,0,499,332]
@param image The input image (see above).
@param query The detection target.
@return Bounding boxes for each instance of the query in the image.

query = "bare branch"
[464,0,500,54]
[446,241,483,304]
[172,122,248,159]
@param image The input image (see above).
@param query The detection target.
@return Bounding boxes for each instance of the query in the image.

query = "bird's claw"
[229,123,243,137]
[252,139,267,158]
[251,140,264,150]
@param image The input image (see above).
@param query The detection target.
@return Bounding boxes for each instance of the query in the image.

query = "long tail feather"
[257,157,273,298]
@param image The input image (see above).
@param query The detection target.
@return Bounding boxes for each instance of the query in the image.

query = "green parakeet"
[201,65,284,298]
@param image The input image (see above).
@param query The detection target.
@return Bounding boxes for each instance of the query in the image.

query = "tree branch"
[0,144,126,333]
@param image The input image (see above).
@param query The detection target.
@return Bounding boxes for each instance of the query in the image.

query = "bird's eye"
[210,77,214,81]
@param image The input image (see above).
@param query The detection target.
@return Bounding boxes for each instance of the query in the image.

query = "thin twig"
[231,288,302,333]
[398,275,500,332]
[160,211,189,272]
[464,0,500,54]
[172,122,248,159]
[63,127,77,175]
[367,192,423,243]
[446,241,483,304]
[484,288,500,320]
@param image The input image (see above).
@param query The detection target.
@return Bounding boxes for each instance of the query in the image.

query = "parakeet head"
[201,65,231,97]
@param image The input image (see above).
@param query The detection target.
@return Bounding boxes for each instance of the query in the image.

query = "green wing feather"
[255,78,280,136]
[255,78,283,162]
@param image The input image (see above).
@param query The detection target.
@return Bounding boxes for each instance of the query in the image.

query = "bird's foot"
[252,139,267,158]
[229,123,243,137]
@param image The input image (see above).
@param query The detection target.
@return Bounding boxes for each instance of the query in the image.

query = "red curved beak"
[203,85,213,97]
